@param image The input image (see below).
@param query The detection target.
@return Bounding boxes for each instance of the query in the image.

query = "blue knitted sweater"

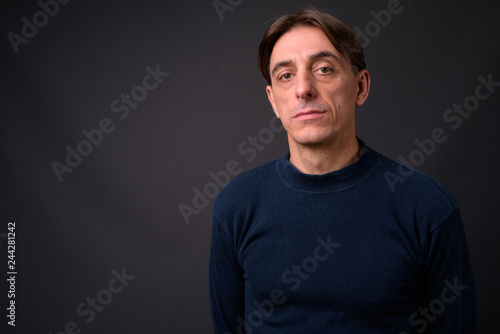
[209,140,476,334]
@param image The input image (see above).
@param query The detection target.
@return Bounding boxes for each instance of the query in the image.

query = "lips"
[293,109,325,119]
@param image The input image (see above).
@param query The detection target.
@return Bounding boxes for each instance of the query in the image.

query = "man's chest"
[237,208,423,315]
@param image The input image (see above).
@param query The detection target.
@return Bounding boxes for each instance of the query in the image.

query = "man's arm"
[417,208,477,333]
[209,214,246,334]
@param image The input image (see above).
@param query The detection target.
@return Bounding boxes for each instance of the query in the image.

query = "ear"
[355,69,370,107]
[266,85,280,119]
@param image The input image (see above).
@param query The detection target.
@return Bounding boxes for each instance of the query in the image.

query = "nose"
[295,71,317,100]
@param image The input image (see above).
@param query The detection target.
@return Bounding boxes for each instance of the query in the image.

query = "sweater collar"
[276,139,379,193]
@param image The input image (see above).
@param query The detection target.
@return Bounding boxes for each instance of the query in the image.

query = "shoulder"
[374,151,459,227]
[212,157,280,218]
[380,153,456,202]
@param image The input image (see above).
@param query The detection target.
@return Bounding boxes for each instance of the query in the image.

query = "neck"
[288,135,362,175]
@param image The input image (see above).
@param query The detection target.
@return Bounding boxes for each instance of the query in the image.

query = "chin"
[291,130,334,147]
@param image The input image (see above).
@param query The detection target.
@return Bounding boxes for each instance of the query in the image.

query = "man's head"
[258,9,366,86]
[258,8,370,149]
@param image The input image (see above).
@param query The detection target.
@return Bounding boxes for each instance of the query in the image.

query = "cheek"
[330,86,355,111]
[275,95,292,115]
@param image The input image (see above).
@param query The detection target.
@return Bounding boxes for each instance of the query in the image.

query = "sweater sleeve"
[413,208,477,333]
[209,214,246,334]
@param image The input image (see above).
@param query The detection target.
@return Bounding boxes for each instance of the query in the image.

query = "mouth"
[293,109,326,120]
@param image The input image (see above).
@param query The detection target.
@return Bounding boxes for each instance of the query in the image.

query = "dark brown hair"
[258,8,366,85]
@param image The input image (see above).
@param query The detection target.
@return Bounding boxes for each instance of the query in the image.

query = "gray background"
[1,0,499,332]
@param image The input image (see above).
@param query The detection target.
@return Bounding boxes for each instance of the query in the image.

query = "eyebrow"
[270,50,343,78]
[310,51,342,65]
[271,60,293,78]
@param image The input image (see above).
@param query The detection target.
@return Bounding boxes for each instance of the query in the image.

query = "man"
[209,8,476,333]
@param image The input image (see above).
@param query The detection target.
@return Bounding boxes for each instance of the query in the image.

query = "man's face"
[266,26,369,148]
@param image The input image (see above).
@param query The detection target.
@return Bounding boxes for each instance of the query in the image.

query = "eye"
[279,73,292,81]
[318,67,332,74]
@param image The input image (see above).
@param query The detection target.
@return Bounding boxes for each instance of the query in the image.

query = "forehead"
[270,26,341,66]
